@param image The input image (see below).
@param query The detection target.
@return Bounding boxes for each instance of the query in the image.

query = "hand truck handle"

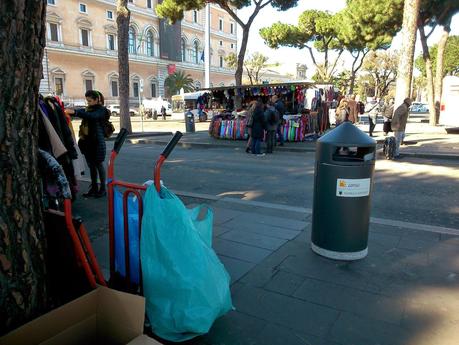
[161,131,183,158]
[114,128,129,154]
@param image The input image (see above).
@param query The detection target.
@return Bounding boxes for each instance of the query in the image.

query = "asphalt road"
[107,141,459,229]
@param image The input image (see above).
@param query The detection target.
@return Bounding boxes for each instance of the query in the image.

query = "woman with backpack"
[65,90,110,198]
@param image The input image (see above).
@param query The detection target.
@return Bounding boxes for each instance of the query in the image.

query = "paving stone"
[255,323,342,345]
[212,208,248,226]
[439,234,459,245]
[218,255,256,283]
[221,220,302,240]
[369,223,405,236]
[329,312,411,345]
[264,270,306,296]
[398,236,438,251]
[213,238,272,263]
[219,230,288,250]
[368,231,401,248]
[213,226,232,237]
[232,285,339,338]
[196,310,267,345]
[224,215,307,232]
[293,278,405,326]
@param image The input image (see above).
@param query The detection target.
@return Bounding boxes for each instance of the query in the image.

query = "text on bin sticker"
[336,178,371,197]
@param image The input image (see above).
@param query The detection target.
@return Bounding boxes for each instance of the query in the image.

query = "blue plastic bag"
[113,188,140,284]
[141,185,233,341]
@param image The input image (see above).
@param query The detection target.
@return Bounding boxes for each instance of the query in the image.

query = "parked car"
[107,104,139,116]
[410,102,429,113]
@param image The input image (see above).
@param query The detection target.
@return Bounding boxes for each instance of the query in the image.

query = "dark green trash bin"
[185,110,195,133]
[311,122,376,260]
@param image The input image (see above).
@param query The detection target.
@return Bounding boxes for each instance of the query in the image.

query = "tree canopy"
[164,71,195,96]
[156,0,299,87]
[415,35,459,77]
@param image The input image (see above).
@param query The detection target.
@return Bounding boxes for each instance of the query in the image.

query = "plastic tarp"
[141,185,233,341]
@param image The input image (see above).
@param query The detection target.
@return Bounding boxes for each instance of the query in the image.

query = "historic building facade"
[41,0,237,104]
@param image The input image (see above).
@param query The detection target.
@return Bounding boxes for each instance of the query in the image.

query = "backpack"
[358,101,365,114]
[102,111,115,138]
[383,136,396,160]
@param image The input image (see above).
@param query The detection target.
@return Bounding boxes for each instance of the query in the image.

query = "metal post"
[205,3,211,88]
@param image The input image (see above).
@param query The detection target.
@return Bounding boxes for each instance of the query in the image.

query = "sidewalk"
[75,182,459,345]
[72,118,459,160]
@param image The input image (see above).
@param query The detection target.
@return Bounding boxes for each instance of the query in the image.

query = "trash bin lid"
[318,122,376,147]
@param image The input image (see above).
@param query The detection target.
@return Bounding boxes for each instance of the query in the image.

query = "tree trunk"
[394,0,420,109]
[0,0,49,334]
[434,20,451,123]
[236,27,250,87]
[117,0,132,133]
[349,50,367,95]
[418,25,436,126]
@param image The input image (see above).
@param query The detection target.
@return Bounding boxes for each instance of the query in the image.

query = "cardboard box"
[1,287,162,345]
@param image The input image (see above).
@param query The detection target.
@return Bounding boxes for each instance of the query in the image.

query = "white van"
[439,76,459,128]
[142,98,172,118]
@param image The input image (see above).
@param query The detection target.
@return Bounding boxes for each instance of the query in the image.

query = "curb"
[107,131,173,141]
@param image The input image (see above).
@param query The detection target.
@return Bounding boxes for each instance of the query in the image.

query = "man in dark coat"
[272,95,285,146]
[391,97,412,158]
[248,100,265,156]
[66,90,109,197]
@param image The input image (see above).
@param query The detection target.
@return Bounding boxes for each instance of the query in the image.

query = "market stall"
[204,82,338,142]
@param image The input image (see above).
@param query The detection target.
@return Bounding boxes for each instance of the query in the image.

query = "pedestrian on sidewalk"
[65,90,109,198]
[245,100,256,153]
[383,98,395,135]
[264,99,279,154]
[367,97,379,137]
[335,98,350,126]
[347,94,359,124]
[272,95,285,146]
[161,105,167,120]
[391,98,412,158]
[248,100,265,156]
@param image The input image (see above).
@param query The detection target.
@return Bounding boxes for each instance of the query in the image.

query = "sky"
[236,0,459,78]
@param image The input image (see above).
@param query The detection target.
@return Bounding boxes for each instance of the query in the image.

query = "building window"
[79,3,87,13]
[107,34,116,50]
[80,28,90,46]
[111,80,119,97]
[129,27,136,54]
[147,0,152,8]
[193,41,199,64]
[48,0,56,5]
[193,10,198,23]
[230,22,234,34]
[151,83,157,98]
[107,10,113,19]
[48,23,59,42]
[146,31,154,57]
[219,56,223,68]
[181,38,186,62]
[133,81,139,98]
[219,18,223,31]
[54,77,64,96]
[231,43,234,49]
[219,40,223,46]
[128,0,133,3]
[85,79,93,92]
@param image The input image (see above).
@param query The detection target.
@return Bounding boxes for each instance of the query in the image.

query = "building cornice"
[46,45,235,75]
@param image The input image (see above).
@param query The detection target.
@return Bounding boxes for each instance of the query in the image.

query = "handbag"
[79,119,89,138]
[103,119,115,138]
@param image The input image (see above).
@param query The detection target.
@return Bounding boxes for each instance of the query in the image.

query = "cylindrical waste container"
[311,121,376,260]
[185,110,195,133]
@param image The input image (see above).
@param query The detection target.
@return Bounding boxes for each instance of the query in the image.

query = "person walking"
[391,98,412,159]
[347,94,359,124]
[248,100,265,156]
[272,95,285,146]
[264,100,279,154]
[161,105,167,120]
[335,98,350,126]
[367,97,379,136]
[245,100,256,153]
[65,90,109,198]
[383,98,395,135]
